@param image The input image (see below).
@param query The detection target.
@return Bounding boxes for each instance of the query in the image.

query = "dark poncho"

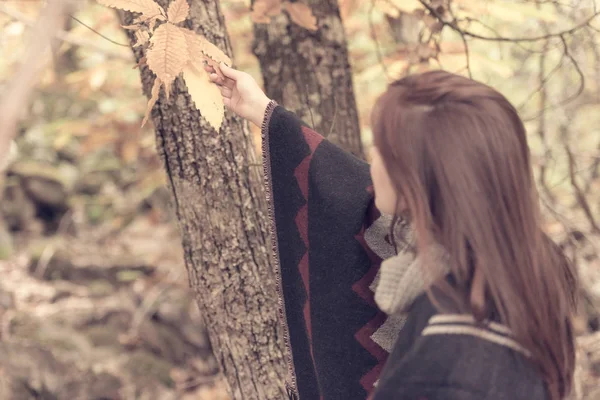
[261,102,547,400]
[262,102,390,399]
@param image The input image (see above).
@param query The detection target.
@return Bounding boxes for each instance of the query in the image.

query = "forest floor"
[0,215,230,399]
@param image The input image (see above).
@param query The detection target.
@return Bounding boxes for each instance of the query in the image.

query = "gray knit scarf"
[364,214,450,316]
[374,243,449,316]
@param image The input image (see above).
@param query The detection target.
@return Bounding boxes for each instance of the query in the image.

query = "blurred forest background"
[0,0,599,399]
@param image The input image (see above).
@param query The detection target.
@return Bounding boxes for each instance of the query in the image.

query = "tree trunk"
[122,1,287,398]
[252,0,364,158]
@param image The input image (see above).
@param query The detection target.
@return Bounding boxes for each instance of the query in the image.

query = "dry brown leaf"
[167,0,190,24]
[282,2,317,31]
[183,29,203,56]
[146,22,190,97]
[183,30,222,77]
[182,29,231,78]
[199,37,231,66]
[142,77,161,127]
[182,63,224,132]
[204,58,226,79]
[183,29,231,65]
[199,38,231,80]
[133,30,150,47]
[96,0,166,20]
[251,0,283,23]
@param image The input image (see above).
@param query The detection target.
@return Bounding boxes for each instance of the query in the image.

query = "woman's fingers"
[209,73,223,84]
[209,73,232,98]
[219,63,243,80]
[219,85,232,98]
[209,73,235,90]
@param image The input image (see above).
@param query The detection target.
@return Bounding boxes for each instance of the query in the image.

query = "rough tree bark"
[252,0,364,158]
[122,1,287,398]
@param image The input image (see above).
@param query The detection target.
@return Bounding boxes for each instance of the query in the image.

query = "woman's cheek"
[372,171,396,214]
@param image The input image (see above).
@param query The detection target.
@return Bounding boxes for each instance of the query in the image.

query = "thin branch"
[70,15,130,47]
[455,28,472,78]
[447,6,472,78]
[462,17,511,53]
[549,161,599,189]
[522,35,586,121]
[418,0,600,43]
[559,34,586,100]
[517,48,564,110]
[0,4,130,60]
[463,17,569,56]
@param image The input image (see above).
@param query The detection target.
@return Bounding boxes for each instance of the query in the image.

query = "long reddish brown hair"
[372,70,577,399]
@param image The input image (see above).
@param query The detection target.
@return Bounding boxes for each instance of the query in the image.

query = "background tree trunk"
[122,1,287,398]
[252,0,364,158]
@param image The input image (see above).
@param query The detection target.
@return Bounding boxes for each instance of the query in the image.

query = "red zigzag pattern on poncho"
[294,126,324,398]
[353,188,388,394]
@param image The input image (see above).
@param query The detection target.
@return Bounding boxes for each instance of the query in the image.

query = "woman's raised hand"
[206,63,272,127]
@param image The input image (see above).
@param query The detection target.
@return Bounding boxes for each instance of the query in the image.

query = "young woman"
[207,63,577,400]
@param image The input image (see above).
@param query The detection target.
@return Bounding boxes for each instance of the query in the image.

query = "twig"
[463,16,560,55]
[452,16,472,78]
[70,15,130,47]
[0,4,130,60]
[418,0,600,43]
[522,35,587,121]
[559,35,586,102]
[517,43,564,110]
